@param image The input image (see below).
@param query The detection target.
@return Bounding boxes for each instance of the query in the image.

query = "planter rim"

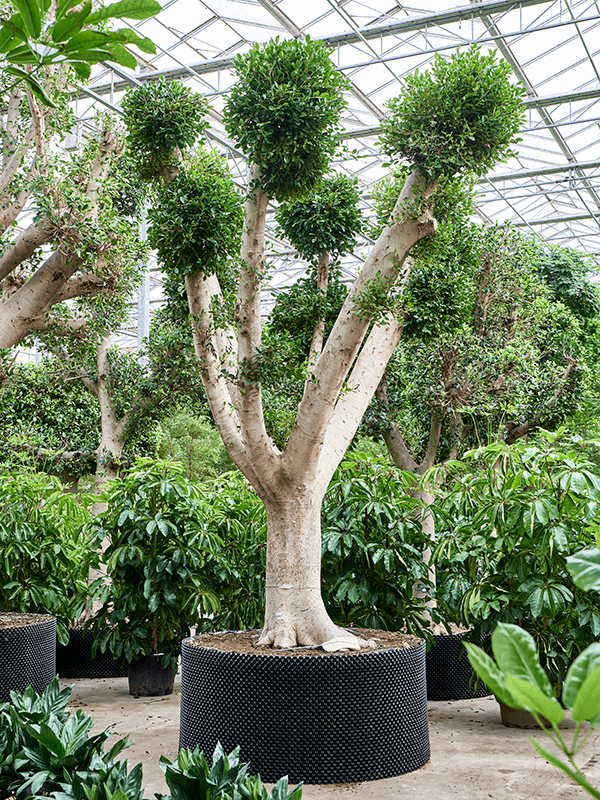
[0,613,56,628]
[182,634,424,662]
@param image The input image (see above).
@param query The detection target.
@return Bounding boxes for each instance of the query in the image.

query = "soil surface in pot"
[0,612,54,628]
[187,628,421,656]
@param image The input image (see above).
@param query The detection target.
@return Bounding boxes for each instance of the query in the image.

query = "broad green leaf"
[572,664,600,723]
[86,0,161,23]
[116,27,155,53]
[0,18,28,51]
[9,0,41,38]
[563,643,600,709]
[566,548,600,592]
[51,4,92,43]
[4,65,57,106]
[492,623,553,696]
[464,642,517,708]
[55,0,85,22]
[505,676,564,724]
[109,44,137,70]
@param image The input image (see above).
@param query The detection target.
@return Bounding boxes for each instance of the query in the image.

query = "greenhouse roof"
[69,0,600,346]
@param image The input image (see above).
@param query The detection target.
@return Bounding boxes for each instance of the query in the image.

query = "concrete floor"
[61,674,600,800]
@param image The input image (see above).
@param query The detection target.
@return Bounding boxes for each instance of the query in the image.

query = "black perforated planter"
[426,632,491,701]
[56,627,127,679]
[179,636,430,784]
[0,613,56,703]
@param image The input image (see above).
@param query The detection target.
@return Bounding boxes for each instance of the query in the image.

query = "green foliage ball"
[275,173,363,260]
[148,148,243,278]
[268,265,348,354]
[223,37,348,200]
[379,45,526,178]
[121,78,209,178]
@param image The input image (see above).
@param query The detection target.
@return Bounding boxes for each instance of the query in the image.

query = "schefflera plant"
[122,39,525,650]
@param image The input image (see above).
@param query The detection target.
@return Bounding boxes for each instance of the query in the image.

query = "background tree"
[0,357,98,485]
[0,0,160,351]
[124,41,525,649]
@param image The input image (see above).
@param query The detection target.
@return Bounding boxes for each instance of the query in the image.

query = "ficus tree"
[124,40,525,649]
[0,0,159,351]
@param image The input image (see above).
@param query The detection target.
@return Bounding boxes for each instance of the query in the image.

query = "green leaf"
[9,0,42,38]
[86,0,161,23]
[4,65,57,106]
[464,642,517,708]
[118,28,155,53]
[563,643,600,709]
[566,548,600,592]
[505,676,564,724]
[0,18,28,51]
[492,623,553,696]
[105,42,137,68]
[572,664,600,723]
[50,3,92,43]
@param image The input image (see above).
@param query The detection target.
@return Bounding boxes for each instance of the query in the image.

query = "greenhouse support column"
[137,205,150,364]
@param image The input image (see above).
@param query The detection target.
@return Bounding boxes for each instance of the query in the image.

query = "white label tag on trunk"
[320,637,362,652]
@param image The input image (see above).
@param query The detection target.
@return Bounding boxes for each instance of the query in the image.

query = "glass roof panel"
[57,0,600,347]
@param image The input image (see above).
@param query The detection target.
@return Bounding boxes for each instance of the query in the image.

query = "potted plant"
[0,470,95,637]
[120,35,525,781]
[89,459,221,696]
[433,433,600,722]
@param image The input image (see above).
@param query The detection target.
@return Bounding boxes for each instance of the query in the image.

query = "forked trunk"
[258,489,344,649]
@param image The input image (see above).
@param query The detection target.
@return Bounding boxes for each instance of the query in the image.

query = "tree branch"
[185,270,268,492]
[313,313,404,489]
[234,163,279,473]
[307,249,329,366]
[504,356,577,444]
[0,222,52,281]
[0,187,31,234]
[0,126,34,197]
[288,169,437,474]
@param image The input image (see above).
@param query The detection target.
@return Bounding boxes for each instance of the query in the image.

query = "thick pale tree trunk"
[259,489,343,648]
[380,402,442,613]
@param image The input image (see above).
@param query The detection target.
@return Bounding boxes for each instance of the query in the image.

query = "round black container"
[179,637,430,784]
[0,614,56,702]
[426,632,491,701]
[56,627,127,679]
[128,654,175,697]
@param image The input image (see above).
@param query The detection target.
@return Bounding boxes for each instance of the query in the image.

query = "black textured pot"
[179,636,430,784]
[0,613,56,702]
[128,654,175,697]
[56,627,127,679]
[426,632,491,701]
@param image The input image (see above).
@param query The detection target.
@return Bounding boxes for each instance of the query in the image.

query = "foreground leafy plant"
[157,744,302,800]
[0,678,132,799]
[467,622,600,797]
[89,459,221,671]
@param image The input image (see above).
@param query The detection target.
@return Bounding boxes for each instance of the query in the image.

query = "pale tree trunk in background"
[186,165,437,648]
[378,389,442,615]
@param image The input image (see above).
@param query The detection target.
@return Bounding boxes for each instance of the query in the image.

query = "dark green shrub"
[90,460,221,671]
[0,678,134,800]
[321,455,434,638]
[432,435,600,691]
[0,472,97,644]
